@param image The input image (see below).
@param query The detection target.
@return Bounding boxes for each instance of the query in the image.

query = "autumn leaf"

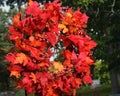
[5,53,16,64]
[37,62,49,68]
[52,61,64,72]
[45,32,57,46]
[10,71,20,78]
[83,74,92,84]
[29,36,42,47]
[29,47,40,60]
[9,25,23,40]
[8,65,22,78]
[26,1,40,16]
[28,0,33,5]
[12,13,21,25]
[58,24,68,33]
[46,87,59,96]
[30,72,36,83]
[14,53,28,66]
[85,56,94,65]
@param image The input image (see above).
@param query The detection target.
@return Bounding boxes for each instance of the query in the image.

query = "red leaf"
[29,47,40,60]
[36,72,50,87]
[5,53,16,64]
[9,26,23,40]
[26,1,40,16]
[45,32,57,46]
[83,74,92,84]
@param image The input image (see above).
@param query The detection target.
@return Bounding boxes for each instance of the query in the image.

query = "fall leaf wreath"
[6,0,97,96]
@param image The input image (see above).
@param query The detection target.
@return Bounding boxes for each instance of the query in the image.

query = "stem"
[25,90,28,96]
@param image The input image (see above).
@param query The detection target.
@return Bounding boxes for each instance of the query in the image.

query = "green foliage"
[0,8,17,90]
[87,0,120,72]
[0,8,10,90]
[77,84,111,96]
[93,60,110,84]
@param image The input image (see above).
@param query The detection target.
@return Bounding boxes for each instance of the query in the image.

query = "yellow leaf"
[58,24,65,29]
[53,62,64,72]
[58,24,68,33]
[63,27,68,33]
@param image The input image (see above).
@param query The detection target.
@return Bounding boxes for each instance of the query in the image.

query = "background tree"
[0,7,17,90]
[0,8,10,90]
[87,0,120,94]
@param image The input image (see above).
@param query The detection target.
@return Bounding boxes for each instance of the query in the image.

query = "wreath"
[6,0,97,96]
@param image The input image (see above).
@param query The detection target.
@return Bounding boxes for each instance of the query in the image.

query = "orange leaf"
[28,0,33,5]
[53,62,64,72]
[30,72,36,83]
[10,71,20,78]
[14,53,28,66]
[37,62,49,67]
[58,24,68,33]
[29,36,42,47]
[12,13,20,25]
[66,12,72,18]
[85,57,94,65]
[46,87,59,96]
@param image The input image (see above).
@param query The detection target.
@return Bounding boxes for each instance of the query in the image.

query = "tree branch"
[111,0,116,13]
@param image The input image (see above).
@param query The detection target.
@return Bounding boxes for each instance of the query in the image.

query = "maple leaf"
[14,53,28,66]
[85,56,94,65]
[83,74,92,84]
[29,47,40,60]
[10,71,20,78]
[36,72,49,87]
[30,72,36,83]
[12,13,20,23]
[26,1,40,16]
[12,13,22,28]
[28,0,33,5]
[29,36,42,47]
[5,53,16,64]
[58,24,68,33]
[9,26,23,40]
[46,87,59,96]
[37,62,49,68]
[71,51,77,64]
[52,61,64,72]
[8,65,22,78]
[25,58,38,71]
[62,50,71,60]
[84,40,97,51]
[21,76,35,94]
[45,32,57,46]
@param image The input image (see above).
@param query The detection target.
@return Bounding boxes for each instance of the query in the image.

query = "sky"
[0,1,10,11]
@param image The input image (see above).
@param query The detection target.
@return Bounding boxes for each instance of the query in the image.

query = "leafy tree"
[87,0,120,94]
[94,60,110,84]
[0,8,17,90]
[0,8,10,90]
